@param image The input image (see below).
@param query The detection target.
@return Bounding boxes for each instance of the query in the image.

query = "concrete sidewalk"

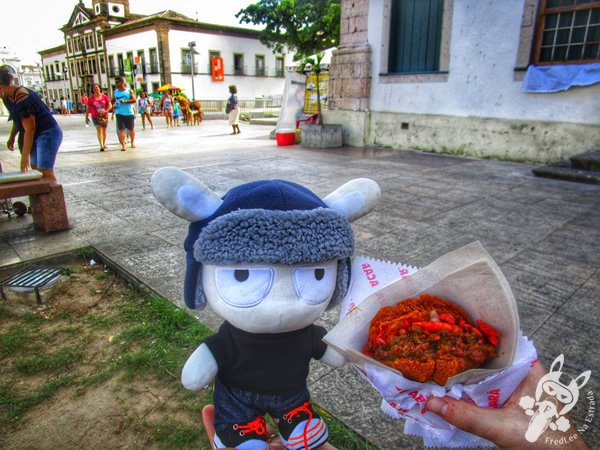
[1,115,599,449]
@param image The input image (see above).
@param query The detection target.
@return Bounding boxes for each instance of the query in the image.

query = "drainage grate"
[0,266,66,304]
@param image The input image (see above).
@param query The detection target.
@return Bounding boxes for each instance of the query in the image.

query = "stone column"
[329,0,371,111]
[156,24,171,85]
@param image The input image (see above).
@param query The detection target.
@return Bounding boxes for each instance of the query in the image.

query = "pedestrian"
[111,76,136,151]
[67,97,73,115]
[226,84,240,134]
[173,97,181,127]
[85,83,112,151]
[81,92,88,111]
[161,90,174,128]
[0,65,63,182]
[60,97,68,115]
[138,91,153,130]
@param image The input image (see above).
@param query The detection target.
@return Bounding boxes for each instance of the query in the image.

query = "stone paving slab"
[1,116,599,449]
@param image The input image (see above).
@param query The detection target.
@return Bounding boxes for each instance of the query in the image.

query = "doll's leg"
[277,401,328,450]
[213,380,269,449]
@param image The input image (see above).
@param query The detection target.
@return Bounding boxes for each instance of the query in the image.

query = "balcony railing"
[255,67,266,77]
[180,63,198,74]
[147,63,159,74]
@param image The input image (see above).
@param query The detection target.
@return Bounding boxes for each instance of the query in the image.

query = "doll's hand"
[181,343,218,390]
[321,346,346,368]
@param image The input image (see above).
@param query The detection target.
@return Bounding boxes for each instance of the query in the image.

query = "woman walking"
[138,91,154,130]
[226,85,240,135]
[85,83,112,151]
[0,65,63,181]
[161,90,174,128]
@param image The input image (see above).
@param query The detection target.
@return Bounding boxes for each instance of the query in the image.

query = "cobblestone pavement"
[1,114,599,449]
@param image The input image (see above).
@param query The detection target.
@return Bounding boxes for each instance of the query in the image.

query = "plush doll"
[151,168,380,450]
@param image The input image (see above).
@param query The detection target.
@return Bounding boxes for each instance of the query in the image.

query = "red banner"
[211,57,224,82]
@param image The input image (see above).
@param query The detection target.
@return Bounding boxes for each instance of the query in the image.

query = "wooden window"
[275,56,284,77]
[209,50,220,72]
[533,0,600,64]
[181,48,192,74]
[388,0,444,73]
[255,55,265,76]
[234,53,245,75]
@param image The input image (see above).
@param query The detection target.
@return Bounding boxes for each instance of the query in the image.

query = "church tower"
[92,0,130,18]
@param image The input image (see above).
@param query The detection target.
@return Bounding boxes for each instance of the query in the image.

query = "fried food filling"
[363,294,499,385]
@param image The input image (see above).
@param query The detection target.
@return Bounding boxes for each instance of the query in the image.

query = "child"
[173,99,181,127]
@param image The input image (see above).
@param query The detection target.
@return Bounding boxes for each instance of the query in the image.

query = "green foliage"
[236,0,340,60]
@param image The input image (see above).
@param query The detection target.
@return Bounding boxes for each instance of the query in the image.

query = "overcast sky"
[0,0,259,64]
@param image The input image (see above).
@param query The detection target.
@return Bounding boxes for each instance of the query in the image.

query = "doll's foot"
[214,416,268,449]
[278,401,328,450]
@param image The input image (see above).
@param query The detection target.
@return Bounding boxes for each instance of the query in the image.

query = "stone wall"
[328,0,371,111]
[325,109,600,164]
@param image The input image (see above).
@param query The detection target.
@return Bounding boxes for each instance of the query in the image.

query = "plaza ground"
[0,114,599,449]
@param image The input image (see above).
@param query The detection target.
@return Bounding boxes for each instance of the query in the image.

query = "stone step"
[532,165,600,184]
[570,150,600,171]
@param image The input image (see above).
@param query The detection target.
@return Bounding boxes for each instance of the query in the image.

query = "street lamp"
[62,66,69,108]
[188,41,199,101]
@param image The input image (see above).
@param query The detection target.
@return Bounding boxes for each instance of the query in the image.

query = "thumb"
[427,396,505,444]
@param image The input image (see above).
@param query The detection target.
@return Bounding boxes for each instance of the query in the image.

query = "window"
[255,55,265,76]
[275,56,285,77]
[100,57,105,74]
[533,0,600,64]
[96,31,103,48]
[108,55,116,76]
[234,53,245,75]
[388,0,444,73]
[209,50,220,71]
[149,48,159,73]
[181,48,192,73]
[117,53,124,74]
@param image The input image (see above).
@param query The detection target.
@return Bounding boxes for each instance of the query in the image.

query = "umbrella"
[148,92,163,99]
[157,83,184,92]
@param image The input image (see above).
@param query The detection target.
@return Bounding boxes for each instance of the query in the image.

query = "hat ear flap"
[183,256,207,310]
[327,258,351,310]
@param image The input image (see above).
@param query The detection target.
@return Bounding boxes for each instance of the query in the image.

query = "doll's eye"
[292,266,336,305]
[215,268,273,307]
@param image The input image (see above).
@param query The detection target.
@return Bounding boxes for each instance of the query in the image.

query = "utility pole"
[188,41,199,101]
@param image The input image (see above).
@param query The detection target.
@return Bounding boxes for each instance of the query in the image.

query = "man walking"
[112,77,136,151]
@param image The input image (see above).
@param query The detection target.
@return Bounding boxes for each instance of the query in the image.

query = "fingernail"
[427,397,448,416]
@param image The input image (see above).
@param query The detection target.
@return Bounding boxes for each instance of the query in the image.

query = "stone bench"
[0,177,70,232]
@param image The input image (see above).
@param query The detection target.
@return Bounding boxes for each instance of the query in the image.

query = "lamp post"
[62,66,69,108]
[188,41,199,101]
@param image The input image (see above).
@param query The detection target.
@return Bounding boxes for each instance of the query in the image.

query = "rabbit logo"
[519,354,591,443]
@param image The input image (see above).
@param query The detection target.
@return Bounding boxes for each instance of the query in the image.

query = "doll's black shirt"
[205,321,328,394]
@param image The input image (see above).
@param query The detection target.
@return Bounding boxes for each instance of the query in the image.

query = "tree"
[236,0,340,61]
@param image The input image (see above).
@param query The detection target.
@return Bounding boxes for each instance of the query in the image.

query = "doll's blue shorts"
[213,377,310,431]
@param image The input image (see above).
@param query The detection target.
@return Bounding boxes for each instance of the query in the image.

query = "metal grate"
[0,266,66,304]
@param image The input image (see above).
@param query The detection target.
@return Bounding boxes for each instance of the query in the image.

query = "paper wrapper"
[325,241,538,447]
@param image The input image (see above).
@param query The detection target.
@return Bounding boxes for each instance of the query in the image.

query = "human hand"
[7,137,14,151]
[201,405,337,450]
[20,154,30,172]
[426,362,590,449]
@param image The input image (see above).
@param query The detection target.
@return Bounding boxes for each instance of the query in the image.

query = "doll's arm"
[181,343,218,390]
[320,346,346,368]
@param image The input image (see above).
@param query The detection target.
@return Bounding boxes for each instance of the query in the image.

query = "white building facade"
[327,0,600,163]
[38,0,292,110]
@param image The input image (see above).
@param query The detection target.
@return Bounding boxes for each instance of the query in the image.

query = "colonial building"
[0,47,45,96]
[327,0,600,163]
[38,0,292,110]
